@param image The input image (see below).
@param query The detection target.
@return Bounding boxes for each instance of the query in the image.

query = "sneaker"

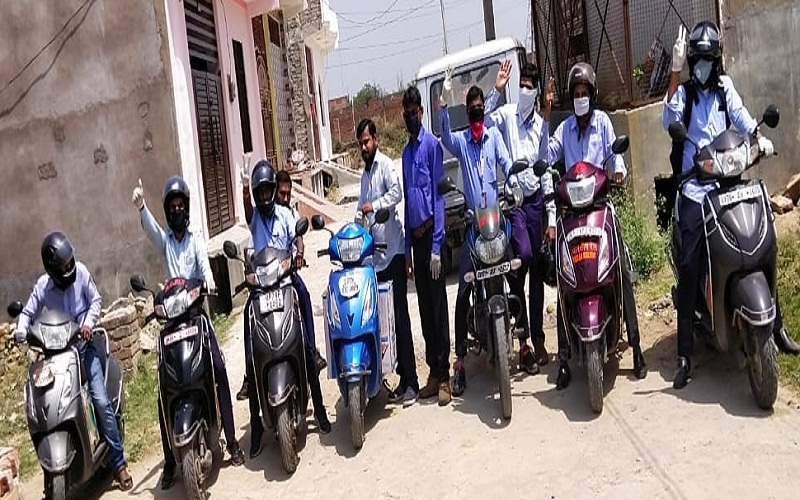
[229,444,245,466]
[418,376,439,400]
[316,411,332,434]
[533,336,549,366]
[519,344,540,375]
[452,361,466,397]
[402,387,418,408]
[673,356,692,389]
[633,348,648,379]
[555,362,571,390]
[236,378,249,401]
[387,385,405,405]
[438,381,452,406]
[160,463,175,490]
[315,351,328,374]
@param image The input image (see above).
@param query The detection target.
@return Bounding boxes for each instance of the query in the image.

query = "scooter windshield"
[475,205,503,240]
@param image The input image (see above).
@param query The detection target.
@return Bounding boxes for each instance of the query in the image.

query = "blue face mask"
[693,59,713,87]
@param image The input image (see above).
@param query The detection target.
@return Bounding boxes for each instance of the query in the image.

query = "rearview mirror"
[311,215,326,230]
[7,301,23,319]
[374,208,390,224]
[762,104,779,129]
[223,241,239,260]
[130,274,147,293]
[611,135,630,155]
[532,160,549,177]
[668,121,688,143]
[295,217,309,237]
[510,159,529,175]
[437,176,457,196]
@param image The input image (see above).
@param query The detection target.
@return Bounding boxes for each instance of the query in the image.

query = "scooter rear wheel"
[44,472,66,500]
[277,402,299,473]
[587,340,604,414]
[348,381,365,450]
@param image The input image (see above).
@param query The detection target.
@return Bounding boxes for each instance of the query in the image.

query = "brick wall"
[328,91,405,146]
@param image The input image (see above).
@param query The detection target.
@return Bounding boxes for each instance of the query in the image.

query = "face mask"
[404,113,421,137]
[168,210,187,232]
[257,201,275,219]
[468,105,485,123]
[573,96,591,117]
[693,59,713,87]
[518,87,538,120]
[469,120,484,142]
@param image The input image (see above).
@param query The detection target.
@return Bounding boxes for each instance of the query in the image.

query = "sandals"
[115,466,133,491]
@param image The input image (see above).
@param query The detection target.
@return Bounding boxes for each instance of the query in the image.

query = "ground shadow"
[319,386,394,458]
[449,354,519,429]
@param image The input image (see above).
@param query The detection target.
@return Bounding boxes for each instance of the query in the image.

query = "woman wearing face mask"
[543,62,648,389]
[663,22,797,389]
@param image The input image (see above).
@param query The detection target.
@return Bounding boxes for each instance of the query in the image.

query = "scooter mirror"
[374,208,391,224]
[668,121,688,143]
[763,104,779,129]
[437,176,457,196]
[611,135,630,155]
[311,215,326,230]
[130,274,147,293]
[532,159,549,177]
[510,159,529,175]
[295,217,310,237]
[223,241,239,260]
[7,301,23,319]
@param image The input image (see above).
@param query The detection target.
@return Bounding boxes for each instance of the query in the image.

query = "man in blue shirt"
[439,79,514,397]
[663,22,797,389]
[544,62,647,389]
[132,176,244,488]
[14,232,132,491]
[401,85,451,406]
[242,160,331,458]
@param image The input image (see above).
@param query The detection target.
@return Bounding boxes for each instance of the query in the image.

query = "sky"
[326,0,531,99]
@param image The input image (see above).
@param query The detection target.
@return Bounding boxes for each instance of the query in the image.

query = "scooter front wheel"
[494,314,512,420]
[348,381,365,450]
[277,402,299,473]
[44,472,66,500]
[587,340,604,414]
[181,448,204,500]
[746,325,779,410]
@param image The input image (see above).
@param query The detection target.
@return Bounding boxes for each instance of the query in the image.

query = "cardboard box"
[378,282,397,375]
[321,289,335,380]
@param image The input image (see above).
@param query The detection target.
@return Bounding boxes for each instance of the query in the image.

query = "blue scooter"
[311,209,389,450]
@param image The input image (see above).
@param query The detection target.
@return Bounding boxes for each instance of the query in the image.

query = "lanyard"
[469,138,487,208]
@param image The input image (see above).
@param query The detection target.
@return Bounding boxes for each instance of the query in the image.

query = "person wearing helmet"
[14,232,133,491]
[484,59,556,372]
[663,21,798,388]
[543,62,648,389]
[241,160,331,458]
[131,176,245,490]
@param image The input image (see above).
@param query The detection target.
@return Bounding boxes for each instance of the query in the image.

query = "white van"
[413,38,527,269]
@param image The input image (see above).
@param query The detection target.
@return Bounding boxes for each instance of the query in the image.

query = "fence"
[533,0,718,110]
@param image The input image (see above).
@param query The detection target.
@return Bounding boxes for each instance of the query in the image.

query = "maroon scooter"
[554,136,630,414]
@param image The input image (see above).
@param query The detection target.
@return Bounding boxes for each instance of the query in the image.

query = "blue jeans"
[84,343,126,472]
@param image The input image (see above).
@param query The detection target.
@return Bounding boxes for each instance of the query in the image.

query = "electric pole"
[483,0,496,41]
[438,0,449,54]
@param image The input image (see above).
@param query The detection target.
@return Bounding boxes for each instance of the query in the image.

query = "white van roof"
[415,37,524,80]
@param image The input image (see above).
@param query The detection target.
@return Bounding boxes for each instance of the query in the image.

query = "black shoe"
[633,348,648,379]
[250,426,264,459]
[775,328,800,356]
[315,351,328,374]
[316,411,331,434]
[160,463,175,491]
[236,378,249,401]
[673,356,692,389]
[229,444,245,466]
[452,361,466,397]
[556,362,571,390]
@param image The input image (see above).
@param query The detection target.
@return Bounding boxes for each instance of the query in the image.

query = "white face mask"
[517,87,538,120]
[573,96,591,116]
[693,59,713,86]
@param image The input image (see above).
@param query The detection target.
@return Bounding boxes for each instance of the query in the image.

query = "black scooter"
[130,275,220,500]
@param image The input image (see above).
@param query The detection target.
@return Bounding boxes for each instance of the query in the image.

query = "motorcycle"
[222,216,311,473]
[6,302,125,500]
[437,163,528,421]
[311,208,390,449]
[552,136,630,414]
[667,105,781,409]
[129,275,220,500]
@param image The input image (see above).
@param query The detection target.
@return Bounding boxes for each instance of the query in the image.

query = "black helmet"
[41,231,77,289]
[688,21,722,89]
[251,159,277,219]
[567,62,598,104]
[537,240,557,287]
[162,175,190,232]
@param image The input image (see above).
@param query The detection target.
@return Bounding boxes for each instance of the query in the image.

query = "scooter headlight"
[338,237,365,264]
[162,287,201,319]
[566,176,596,208]
[597,232,612,281]
[559,239,576,286]
[40,323,72,350]
[361,281,374,326]
[475,233,507,264]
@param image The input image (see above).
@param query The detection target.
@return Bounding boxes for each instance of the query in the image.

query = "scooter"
[552,136,630,414]
[312,208,390,449]
[437,161,528,421]
[221,216,310,474]
[667,105,781,410]
[6,302,125,500]
[129,275,220,500]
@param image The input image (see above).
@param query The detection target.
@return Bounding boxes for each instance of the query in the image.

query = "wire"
[340,1,430,43]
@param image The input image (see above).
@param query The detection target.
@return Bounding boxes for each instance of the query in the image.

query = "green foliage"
[776,232,800,389]
[353,82,383,108]
[611,188,668,281]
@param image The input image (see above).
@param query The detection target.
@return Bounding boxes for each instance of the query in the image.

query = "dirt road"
[21,213,800,500]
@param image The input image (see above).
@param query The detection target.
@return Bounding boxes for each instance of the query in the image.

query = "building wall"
[0,0,183,305]
[308,46,333,159]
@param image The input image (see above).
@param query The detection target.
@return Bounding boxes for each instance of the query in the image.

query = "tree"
[353,82,383,108]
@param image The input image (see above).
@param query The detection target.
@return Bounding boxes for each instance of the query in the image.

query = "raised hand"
[495,59,513,92]
[672,25,688,73]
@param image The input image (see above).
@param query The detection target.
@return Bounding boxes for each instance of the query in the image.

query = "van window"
[430,62,506,136]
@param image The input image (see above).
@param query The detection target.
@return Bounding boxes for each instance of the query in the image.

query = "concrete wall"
[721,0,800,193]
[0,0,182,305]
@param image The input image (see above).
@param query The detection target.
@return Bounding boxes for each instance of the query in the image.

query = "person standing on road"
[401,85,452,406]
[438,76,515,397]
[484,59,555,373]
[355,118,420,407]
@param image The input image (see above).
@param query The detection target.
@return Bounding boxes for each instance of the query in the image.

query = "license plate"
[338,276,360,298]
[259,289,283,313]
[718,185,761,207]
[34,364,55,388]
[163,325,198,346]
[475,261,511,280]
